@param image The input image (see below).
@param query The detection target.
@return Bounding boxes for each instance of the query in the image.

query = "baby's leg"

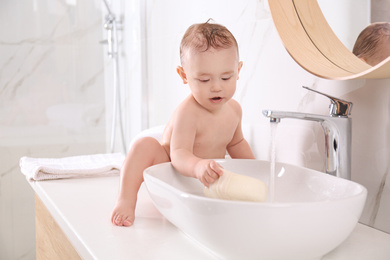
[111,137,170,226]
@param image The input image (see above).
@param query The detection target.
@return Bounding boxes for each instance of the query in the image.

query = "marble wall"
[0,0,106,259]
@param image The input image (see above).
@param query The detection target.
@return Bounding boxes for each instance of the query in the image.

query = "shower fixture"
[102,0,127,153]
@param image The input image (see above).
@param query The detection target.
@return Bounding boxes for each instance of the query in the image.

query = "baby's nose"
[210,83,222,92]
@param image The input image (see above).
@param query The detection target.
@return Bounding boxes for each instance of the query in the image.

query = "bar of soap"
[204,169,267,202]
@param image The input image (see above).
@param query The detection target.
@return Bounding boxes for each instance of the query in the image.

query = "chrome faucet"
[263,86,353,180]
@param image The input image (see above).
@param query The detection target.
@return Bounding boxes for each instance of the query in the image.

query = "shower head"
[102,0,113,16]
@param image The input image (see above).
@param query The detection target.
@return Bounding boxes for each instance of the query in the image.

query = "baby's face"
[181,46,242,112]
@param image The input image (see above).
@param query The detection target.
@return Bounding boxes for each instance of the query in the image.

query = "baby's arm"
[227,103,255,159]
[227,137,255,159]
[170,106,223,187]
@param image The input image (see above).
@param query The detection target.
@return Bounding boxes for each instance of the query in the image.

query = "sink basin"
[143,159,367,260]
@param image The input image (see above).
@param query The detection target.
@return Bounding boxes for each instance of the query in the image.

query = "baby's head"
[177,20,242,112]
[353,22,390,66]
[179,20,239,66]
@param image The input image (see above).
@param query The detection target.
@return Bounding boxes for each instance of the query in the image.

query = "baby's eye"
[222,76,232,81]
[198,79,210,83]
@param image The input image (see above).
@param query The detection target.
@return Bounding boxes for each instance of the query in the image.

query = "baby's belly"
[193,146,227,159]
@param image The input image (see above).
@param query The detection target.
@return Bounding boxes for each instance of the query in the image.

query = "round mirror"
[317,0,370,51]
[268,0,390,80]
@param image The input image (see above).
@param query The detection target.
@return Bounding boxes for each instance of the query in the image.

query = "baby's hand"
[195,160,223,187]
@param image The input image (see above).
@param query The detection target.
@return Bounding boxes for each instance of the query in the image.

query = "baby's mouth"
[210,96,223,103]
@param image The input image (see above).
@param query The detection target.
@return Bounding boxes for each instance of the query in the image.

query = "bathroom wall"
[130,0,390,234]
[371,0,390,22]
[0,0,106,259]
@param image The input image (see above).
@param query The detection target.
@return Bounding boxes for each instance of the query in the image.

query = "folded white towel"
[20,153,125,181]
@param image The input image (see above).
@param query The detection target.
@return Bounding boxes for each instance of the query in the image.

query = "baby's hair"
[353,22,390,61]
[179,19,239,65]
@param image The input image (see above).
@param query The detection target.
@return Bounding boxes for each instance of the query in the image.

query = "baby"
[353,22,390,66]
[111,20,255,227]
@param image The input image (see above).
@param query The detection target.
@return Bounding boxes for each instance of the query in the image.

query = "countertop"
[29,175,390,260]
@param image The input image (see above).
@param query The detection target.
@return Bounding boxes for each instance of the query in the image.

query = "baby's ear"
[176,66,188,84]
[237,61,243,80]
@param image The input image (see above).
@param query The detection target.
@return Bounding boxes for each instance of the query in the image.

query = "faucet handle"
[303,86,353,117]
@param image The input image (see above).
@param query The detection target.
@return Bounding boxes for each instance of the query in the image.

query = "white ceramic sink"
[143,159,367,260]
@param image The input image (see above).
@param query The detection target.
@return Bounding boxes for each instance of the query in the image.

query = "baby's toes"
[113,214,124,225]
[123,218,133,227]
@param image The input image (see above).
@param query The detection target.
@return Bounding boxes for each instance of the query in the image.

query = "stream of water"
[269,123,278,203]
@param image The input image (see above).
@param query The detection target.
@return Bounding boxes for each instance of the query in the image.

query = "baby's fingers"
[209,160,223,176]
[204,161,223,185]
[206,169,219,182]
[202,173,216,187]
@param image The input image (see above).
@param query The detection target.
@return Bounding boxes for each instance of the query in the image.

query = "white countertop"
[29,175,390,260]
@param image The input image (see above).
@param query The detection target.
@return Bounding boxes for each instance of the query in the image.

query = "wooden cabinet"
[35,196,81,260]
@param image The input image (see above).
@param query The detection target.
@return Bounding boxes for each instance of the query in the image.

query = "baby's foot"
[111,199,135,227]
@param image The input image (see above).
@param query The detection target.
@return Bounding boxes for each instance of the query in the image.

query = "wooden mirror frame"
[269,0,390,79]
